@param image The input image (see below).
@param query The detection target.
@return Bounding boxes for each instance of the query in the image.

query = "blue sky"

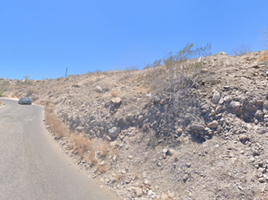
[0,0,268,80]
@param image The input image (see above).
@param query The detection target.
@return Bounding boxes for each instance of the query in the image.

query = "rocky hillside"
[1,50,268,199]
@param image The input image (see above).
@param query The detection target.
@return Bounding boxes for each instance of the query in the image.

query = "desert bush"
[163,43,211,68]
[232,45,252,56]
[143,43,211,71]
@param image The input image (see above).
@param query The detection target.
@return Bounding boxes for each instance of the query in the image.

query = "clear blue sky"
[1,0,268,80]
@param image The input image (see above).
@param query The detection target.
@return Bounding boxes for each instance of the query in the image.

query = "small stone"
[143,180,150,185]
[190,124,205,132]
[167,191,175,198]
[111,97,122,105]
[160,99,166,105]
[239,134,250,144]
[132,187,143,197]
[255,110,264,118]
[162,149,169,154]
[259,177,266,183]
[105,178,111,183]
[154,96,161,103]
[183,174,189,182]
[161,193,168,200]
[76,126,84,132]
[96,86,102,93]
[176,128,183,135]
[127,155,133,159]
[99,161,105,166]
[186,163,191,168]
[207,120,219,129]
[212,90,221,104]
[264,101,268,110]
[125,177,132,184]
[256,127,267,134]
[230,101,241,109]
[219,52,227,55]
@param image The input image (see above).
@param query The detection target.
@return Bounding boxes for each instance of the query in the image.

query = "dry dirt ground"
[1,50,268,199]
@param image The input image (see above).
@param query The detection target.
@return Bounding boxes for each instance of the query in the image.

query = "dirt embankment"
[1,51,268,199]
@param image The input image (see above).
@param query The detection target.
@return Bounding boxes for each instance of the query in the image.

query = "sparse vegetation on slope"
[2,47,268,199]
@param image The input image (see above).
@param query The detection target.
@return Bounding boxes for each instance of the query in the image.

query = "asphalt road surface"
[0,98,119,200]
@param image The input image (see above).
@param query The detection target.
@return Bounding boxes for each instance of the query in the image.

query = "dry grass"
[44,105,68,139]
[111,146,120,157]
[257,52,268,62]
[115,173,124,182]
[72,133,92,159]
[110,90,118,97]
[98,142,110,158]
[85,150,98,167]
[97,165,107,174]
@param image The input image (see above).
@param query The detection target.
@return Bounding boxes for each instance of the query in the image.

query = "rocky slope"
[1,50,268,199]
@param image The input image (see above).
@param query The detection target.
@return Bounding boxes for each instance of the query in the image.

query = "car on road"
[18,97,32,105]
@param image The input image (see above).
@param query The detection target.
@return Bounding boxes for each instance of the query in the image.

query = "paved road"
[0,98,119,200]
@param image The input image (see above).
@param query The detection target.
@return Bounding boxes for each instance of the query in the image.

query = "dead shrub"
[115,173,124,182]
[72,134,92,159]
[130,77,136,83]
[232,45,252,56]
[45,105,67,139]
[98,142,110,158]
[87,151,98,167]
[97,165,107,174]
[110,90,118,97]
[111,146,120,157]
[257,52,268,62]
